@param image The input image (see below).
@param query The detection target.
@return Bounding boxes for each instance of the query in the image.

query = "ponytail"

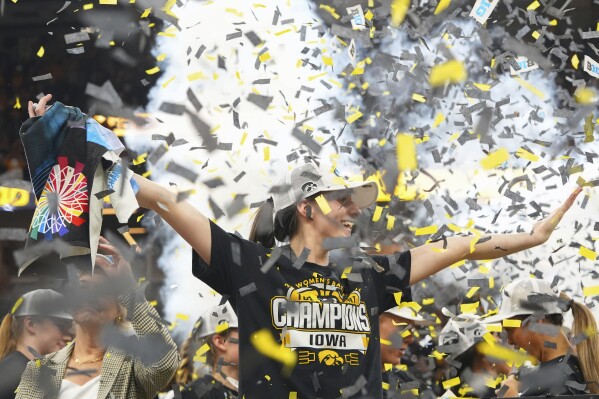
[560,292,599,394]
[249,198,276,247]
[175,335,195,386]
[0,314,17,360]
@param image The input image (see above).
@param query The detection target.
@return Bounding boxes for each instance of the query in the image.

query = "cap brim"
[480,311,522,325]
[48,312,73,320]
[320,181,378,209]
[383,307,427,323]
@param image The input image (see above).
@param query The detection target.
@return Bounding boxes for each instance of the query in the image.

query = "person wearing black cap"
[0,289,72,399]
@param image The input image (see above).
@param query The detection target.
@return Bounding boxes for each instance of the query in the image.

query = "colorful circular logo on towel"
[29,157,89,240]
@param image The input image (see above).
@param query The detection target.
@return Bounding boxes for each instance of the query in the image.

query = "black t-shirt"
[518,354,588,396]
[382,369,436,399]
[0,351,30,399]
[192,221,412,399]
[181,374,238,399]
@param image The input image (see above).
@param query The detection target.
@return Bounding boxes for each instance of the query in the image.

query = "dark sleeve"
[369,252,412,314]
[192,221,259,300]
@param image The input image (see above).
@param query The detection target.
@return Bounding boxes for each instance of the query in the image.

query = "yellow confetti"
[13,97,21,109]
[36,46,45,58]
[141,7,151,18]
[161,76,175,88]
[275,29,291,36]
[442,377,461,389]
[319,4,340,19]
[346,110,363,124]
[394,291,403,305]
[531,31,540,39]
[572,54,580,69]
[215,321,230,333]
[187,71,205,81]
[365,9,374,20]
[460,302,479,314]
[515,147,540,162]
[527,0,540,9]
[372,205,383,222]
[322,56,333,66]
[580,245,597,260]
[466,286,480,298]
[225,7,243,17]
[11,297,23,314]
[502,319,521,328]
[83,3,93,10]
[583,285,599,297]
[415,225,438,236]
[575,88,596,105]
[145,66,160,75]
[289,392,297,399]
[428,60,467,87]
[99,0,118,4]
[386,215,395,230]
[478,342,536,364]
[473,82,491,91]
[432,113,445,127]
[390,0,410,26]
[148,300,158,306]
[411,93,426,102]
[251,329,296,376]
[486,323,502,332]
[176,313,189,321]
[513,76,545,99]
[263,146,270,161]
[314,194,331,215]
[396,133,417,171]
[434,0,451,14]
[480,148,509,169]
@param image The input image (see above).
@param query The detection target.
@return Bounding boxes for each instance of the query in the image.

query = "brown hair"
[560,292,599,394]
[0,313,23,359]
[249,198,299,247]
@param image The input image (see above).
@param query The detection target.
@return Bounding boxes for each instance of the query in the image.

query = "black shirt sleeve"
[192,221,261,302]
[369,251,412,313]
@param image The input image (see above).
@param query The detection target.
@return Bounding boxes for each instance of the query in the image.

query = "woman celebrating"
[15,237,180,399]
[28,95,582,398]
[173,302,239,399]
[0,289,72,399]
[487,278,599,396]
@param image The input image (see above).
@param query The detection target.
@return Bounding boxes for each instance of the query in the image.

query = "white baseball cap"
[384,306,426,323]
[193,302,238,339]
[271,163,378,215]
[439,314,486,357]
[482,278,563,324]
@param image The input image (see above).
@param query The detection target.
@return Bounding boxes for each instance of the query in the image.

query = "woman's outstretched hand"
[27,93,52,118]
[529,186,583,245]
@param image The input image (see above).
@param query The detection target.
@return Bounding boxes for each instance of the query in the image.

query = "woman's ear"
[23,316,37,335]
[296,200,313,220]
[212,334,227,352]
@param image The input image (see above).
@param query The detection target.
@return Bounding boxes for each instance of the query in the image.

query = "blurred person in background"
[169,302,239,399]
[379,305,435,398]
[15,237,180,399]
[485,278,599,396]
[438,313,509,398]
[0,289,72,399]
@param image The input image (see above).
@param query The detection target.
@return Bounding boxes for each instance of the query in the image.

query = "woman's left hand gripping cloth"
[18,102,139,276]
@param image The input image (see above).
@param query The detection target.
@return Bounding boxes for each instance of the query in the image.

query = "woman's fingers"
[36,94,52,116]
[28,101,36,118]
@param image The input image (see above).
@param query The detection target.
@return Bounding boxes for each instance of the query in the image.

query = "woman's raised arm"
[408,187,582,284]
[133,174,213,266]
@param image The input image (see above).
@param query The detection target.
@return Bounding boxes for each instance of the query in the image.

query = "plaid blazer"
[15,285,180,399]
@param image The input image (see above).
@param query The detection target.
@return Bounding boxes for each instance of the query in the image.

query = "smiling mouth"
[341,220,354,232]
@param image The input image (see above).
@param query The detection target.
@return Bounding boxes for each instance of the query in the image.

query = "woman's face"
[379,313,414,366]
[30,317,72,355]
[306,191,361,238]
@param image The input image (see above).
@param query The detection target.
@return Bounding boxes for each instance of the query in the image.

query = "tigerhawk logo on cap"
[301,182,318,193]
